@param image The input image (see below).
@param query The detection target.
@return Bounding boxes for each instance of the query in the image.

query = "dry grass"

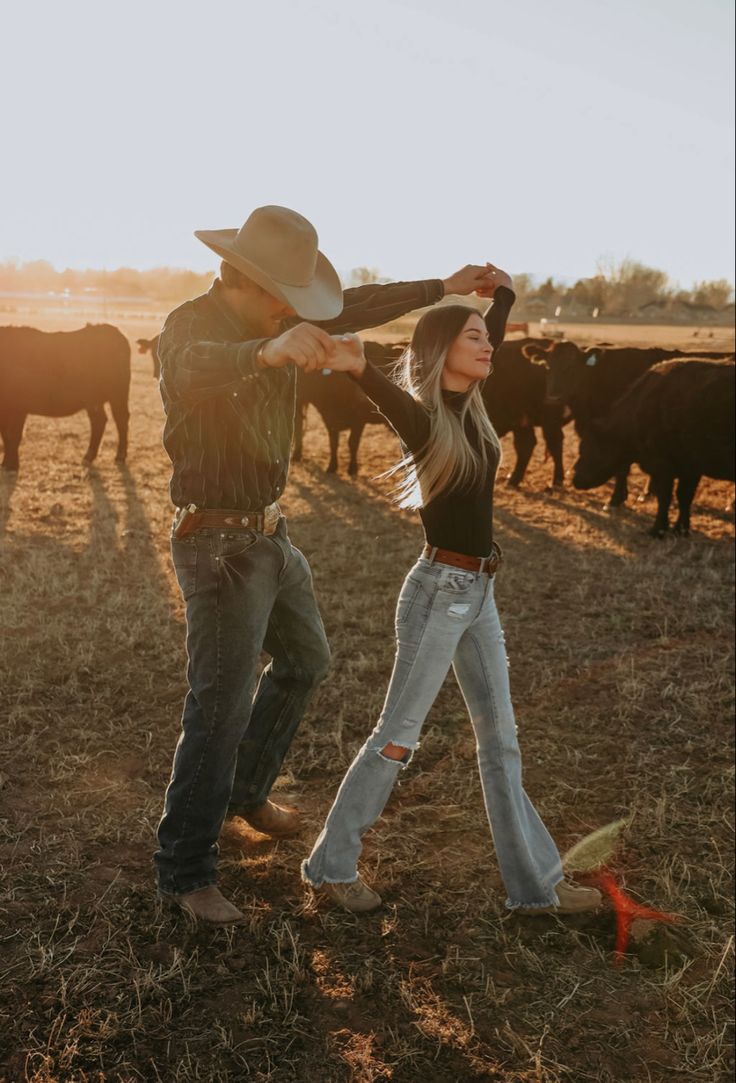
[0,312,734,1082]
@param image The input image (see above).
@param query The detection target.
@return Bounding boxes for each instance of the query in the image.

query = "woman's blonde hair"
[388,304,501,508]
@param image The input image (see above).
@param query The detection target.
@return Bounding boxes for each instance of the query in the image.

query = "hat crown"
[233,205,318,288]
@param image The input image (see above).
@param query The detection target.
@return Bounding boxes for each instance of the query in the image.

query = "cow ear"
[521,343,550,361]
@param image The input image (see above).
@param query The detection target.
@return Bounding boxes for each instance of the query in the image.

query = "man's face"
[233,279,297,336]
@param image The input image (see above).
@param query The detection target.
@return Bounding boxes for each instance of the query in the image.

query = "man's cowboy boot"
[160,885,246,925]
[234,800,302,838]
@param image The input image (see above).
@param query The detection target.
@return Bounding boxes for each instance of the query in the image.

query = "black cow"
[482,337,569,488]
[0,323,131,470]
[292,342,402,475]
[573,359,735,536]
[136,334,161,378]
[525,340,732,505]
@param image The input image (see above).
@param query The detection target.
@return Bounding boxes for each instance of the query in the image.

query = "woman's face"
[441,313,493,391]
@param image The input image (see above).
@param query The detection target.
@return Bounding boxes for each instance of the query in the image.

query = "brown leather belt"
[423,542,501,576]
[174,503,280,539]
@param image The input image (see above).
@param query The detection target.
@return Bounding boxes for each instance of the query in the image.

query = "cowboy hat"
[195,205,343,320]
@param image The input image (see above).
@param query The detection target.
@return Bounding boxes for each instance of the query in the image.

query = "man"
[155,205,497,924]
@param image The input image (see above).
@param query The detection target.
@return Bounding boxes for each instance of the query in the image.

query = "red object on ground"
[591,870,680,964]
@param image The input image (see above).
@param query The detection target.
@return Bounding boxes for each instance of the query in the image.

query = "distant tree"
[508,273,533,307]
[568,274,610,314]
[691,279,734,310]
[594,257,672,316]
[521,276,565,315]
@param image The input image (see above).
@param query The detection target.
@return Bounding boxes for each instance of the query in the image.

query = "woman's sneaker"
[516,880,602,916]
[322,877,382,913]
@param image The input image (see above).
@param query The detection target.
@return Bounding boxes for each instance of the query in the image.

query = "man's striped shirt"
[159,277,444,510]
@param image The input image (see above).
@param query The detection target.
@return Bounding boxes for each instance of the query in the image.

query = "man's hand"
[474,263,514,298]
[443,264,497,296]
[259,323,337,373]
[442,263,513,298]
[326,333,367,377]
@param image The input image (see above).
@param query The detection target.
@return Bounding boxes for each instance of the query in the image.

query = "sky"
[1,0,734,289]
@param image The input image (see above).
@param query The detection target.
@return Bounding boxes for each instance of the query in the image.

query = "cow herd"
[0,320,733,537]
[295,336,734,536]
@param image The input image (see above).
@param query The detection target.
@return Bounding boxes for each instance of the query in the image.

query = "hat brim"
[194,228,344,321]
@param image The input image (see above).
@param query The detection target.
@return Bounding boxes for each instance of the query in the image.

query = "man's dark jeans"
[155,517,330,895]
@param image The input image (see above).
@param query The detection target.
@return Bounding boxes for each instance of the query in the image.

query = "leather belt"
[422,542,501,576]
[174,503,281,539]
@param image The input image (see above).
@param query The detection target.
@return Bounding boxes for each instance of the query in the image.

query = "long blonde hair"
[388,304,501,509]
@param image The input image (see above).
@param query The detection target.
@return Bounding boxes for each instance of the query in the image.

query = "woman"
[301,269,601,916]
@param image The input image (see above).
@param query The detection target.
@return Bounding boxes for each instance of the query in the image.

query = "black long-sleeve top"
[159,277,445,510]
[354,286,515,557]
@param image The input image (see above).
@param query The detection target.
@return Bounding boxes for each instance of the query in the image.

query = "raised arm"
[159,307,271,405]
[313,279,444,335]
[324,335,429,449]
[312,264,501,335]
[483,285,516,350]
[353,360,430,451]
[161,309,341,405]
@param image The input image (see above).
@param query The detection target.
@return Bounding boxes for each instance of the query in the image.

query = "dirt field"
[0,310,734,1082]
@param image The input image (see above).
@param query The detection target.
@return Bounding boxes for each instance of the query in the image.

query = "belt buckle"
[263,502,280,536]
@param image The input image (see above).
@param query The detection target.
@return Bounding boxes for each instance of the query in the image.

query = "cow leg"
[83,404,107,464]
[326,428,340,473]
[541,422,564,488]
[0,411,27,472]
[347,423,366,476]
[607,466,630,508]
[673,473,701,536]
[109,393,129,463]
[507,426,536,487]
[648,472,674,537]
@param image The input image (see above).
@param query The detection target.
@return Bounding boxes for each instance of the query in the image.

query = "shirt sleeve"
[483,286,516,349]
[314,279,445,334]
[351,361,430,450]
[158,307,271,404]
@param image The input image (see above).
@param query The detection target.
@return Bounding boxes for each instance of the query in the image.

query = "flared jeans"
[302,556,564,909]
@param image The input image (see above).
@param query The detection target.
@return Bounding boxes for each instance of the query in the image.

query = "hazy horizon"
[2,0,734,290]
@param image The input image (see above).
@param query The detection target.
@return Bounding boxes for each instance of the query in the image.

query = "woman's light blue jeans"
[302,556,564,909]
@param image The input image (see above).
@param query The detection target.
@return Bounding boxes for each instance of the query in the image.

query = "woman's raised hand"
[329,333,367,376]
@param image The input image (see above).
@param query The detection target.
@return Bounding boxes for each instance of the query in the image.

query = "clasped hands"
[258,262,512,374]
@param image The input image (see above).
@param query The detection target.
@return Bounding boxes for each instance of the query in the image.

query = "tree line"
[1,258,733,323]
[348,262,734,323]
